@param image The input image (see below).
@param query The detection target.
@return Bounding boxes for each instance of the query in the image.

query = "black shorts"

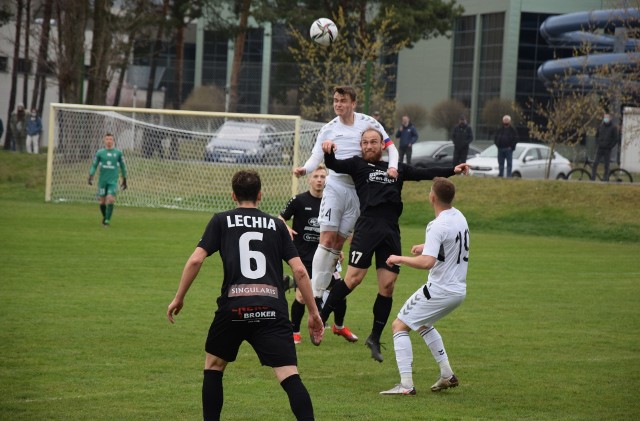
[205,306,297,367]
[348,216,401,273]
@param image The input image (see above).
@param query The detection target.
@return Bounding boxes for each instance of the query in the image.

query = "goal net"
[45,104,325,215]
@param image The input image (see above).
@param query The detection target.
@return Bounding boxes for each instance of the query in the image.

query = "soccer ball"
[310,18,338,46]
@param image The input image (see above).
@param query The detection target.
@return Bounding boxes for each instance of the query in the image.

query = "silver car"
[204,121,283,165]
[467,143,572,179]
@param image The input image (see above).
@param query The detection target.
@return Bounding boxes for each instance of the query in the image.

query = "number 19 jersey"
[423,207,469,295]
[197,207,299,315]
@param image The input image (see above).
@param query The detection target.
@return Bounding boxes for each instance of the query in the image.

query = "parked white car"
[468,143,572,179]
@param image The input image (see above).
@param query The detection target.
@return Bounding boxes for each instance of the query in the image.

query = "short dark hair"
[431,177,455,205]
[334,86,357,102]
[232,170,261,202]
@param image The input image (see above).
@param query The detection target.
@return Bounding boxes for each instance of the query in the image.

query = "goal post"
[45,104,324,215]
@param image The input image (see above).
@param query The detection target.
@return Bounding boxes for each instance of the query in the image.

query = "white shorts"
[318,181,360,238]
[397,283,465,331]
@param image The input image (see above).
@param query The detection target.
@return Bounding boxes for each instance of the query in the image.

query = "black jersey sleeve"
[280,195,298,221]
[402,164,455,181]
[197,214,222,256]
[324,150,356,175]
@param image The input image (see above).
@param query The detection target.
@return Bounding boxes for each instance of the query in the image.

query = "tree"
[481,98,522,131]
[167,0,202,109]
[429,99,467,135]
[30,0,54,113]
[21,0,31,105]
[145,0,170,108]
[85,0,113,105]
[395,103,429,131]
[4,0,23,150]
[55,0,89,104]
[288,9,408,121]
[276,0,463,48]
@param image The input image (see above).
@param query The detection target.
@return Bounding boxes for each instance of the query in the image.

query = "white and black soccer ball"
[309,18,338,46]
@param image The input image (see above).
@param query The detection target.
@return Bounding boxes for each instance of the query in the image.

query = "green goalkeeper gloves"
[121,178,127,190]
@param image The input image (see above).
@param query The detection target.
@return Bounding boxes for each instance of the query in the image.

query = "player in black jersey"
[279,165,358,344]
[319,129,469,363]
[167,170,324,421]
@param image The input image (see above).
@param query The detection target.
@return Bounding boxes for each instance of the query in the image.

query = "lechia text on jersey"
[227,215,277,230]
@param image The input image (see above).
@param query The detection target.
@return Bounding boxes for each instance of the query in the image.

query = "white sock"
[311,245,340,298]
[421,327,453,378]
[393,331,414,389]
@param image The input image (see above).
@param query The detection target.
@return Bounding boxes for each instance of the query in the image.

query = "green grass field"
[1,151,639,420]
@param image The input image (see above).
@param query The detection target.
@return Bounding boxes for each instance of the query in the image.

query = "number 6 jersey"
[197,207,299,314]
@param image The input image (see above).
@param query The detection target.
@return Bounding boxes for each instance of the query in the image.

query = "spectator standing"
[450,115,474,166]
[591,113,620,181]
[395,115,418,164]
[26,108,43,154]
[9,104,27,152]
[493,115,518,177]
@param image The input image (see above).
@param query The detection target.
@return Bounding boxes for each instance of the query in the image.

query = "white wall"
[621,107,640,173]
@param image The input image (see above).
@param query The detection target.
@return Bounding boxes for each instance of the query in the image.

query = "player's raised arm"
[385,140,399,178]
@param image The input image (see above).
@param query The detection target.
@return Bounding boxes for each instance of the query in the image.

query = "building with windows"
[395,0,606,140]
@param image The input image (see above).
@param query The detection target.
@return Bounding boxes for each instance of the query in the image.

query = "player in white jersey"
[380,177,469,396]
[294,86,399,306]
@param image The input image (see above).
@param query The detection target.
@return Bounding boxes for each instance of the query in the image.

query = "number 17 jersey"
[197,207,299,314]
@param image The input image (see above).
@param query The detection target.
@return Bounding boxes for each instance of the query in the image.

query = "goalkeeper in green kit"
[88,133,127,226]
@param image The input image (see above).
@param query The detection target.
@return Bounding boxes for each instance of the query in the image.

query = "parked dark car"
[408,140,483,168]
[204,121,283,165]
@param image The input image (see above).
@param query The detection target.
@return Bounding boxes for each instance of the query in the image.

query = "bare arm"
[288,256,324,345]
[386,252,436,270]
[167,247,208,323]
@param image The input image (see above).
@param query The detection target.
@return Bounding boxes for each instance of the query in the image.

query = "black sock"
[280,374,314,421]
[291,299,305,332]
[314,297,323,313]
[202,369,223,421]
[371,294,393,342]
[100,204,106,217]
[333,298,347,327]
[320,280,352,323]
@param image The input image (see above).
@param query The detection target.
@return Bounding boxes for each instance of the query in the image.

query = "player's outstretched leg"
[331,298,358,342]
[320,279,352,324]
[310,245,340,298]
